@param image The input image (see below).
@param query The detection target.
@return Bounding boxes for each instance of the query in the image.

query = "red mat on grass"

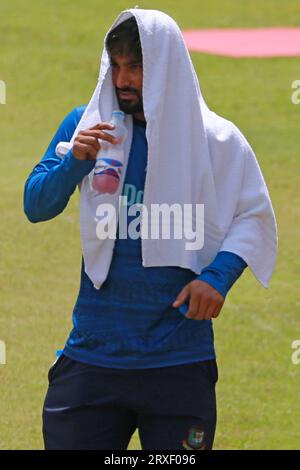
[182,28,300,57]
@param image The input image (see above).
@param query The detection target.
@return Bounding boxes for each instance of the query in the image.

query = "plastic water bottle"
[92,110,127,194]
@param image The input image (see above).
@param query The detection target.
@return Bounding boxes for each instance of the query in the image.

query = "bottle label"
[94,157,123,180]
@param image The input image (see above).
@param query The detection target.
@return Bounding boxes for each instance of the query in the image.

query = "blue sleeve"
[196,250,247,299]
[23,106,95,223]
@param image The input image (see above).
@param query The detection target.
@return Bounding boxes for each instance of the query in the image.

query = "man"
[24,9,277,450]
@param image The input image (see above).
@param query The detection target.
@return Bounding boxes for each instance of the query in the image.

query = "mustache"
[116,87,138,95]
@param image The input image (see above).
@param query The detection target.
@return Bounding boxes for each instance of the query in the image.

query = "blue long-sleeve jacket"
[24,106,247,368]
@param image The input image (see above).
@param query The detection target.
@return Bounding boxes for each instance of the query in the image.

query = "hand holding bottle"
[72,123,118,161]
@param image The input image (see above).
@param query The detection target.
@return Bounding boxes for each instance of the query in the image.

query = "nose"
[115,68,130,90]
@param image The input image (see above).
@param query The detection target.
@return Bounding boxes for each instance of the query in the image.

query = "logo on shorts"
[182,426,206,450]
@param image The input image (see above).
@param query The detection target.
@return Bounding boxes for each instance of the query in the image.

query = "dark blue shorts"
[42,353,218,450]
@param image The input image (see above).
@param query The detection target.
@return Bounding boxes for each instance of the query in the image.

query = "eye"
[130,63,142,70]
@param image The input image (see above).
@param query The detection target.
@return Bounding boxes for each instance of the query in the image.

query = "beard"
[116,88,144,115]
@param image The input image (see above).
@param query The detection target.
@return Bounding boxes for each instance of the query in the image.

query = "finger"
[77,135,100,150]
[195,298,211,321]
[75,142,98,160]
[204,297,224,320]
[79,129,118,145]
[88,123,115,131]
[76,135,100,152]
[185,295,200,320]
[211,303,223,318]
[172,285,190,308]
[203,305,216,320]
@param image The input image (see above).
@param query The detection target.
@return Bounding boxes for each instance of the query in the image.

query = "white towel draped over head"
[56,8,278,290]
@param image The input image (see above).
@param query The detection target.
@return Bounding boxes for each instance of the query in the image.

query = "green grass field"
[0,0,299,449]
